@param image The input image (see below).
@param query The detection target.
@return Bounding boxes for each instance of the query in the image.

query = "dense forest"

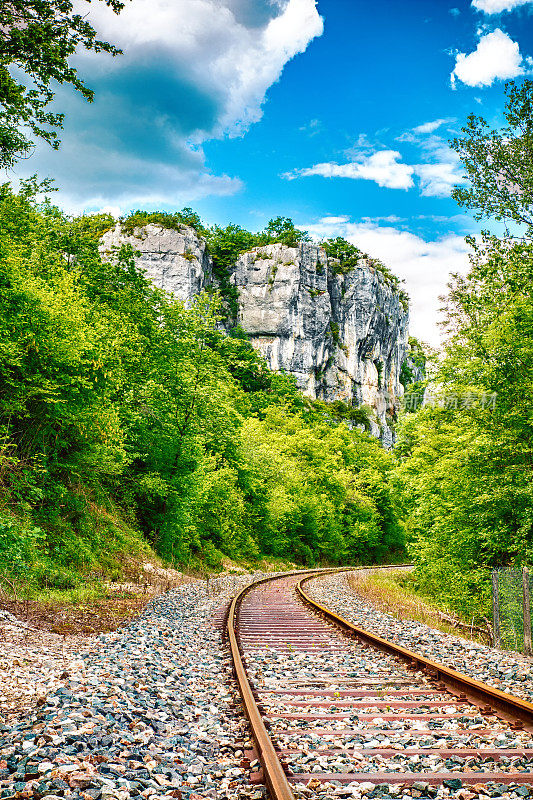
[0,183,405,591]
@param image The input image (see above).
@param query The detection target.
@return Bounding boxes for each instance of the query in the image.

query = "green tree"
[396,236,533,620]
[121,208,207,237]
[394,80,533,620]
[451,80,533,233]
[263,216,310,247]
[206,224,263,319]
[322,237,363,274]
[1,0,127,168]
[0,182,407,588]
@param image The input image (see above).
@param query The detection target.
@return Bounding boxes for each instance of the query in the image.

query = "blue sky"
[12,0,533,344]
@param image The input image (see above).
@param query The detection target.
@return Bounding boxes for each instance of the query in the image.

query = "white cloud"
[451,29,525,87]
[320,215,350,224]
[286,150,415,190]
[413,161,463,197]
[394,121,464,196]
[19,100,244,214]
[352,151,415,189]
[77,0,323,139]
[472,0,533,12]
[18,0,323,210]
[306,216,471,346]
[299,118,322,136]
[285,136,464,198]
[412,118,454,135]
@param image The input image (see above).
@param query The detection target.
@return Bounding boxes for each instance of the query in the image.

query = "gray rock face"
[99,225,409,444]
[230,243,408,446]
[99,223,211,304]
[230,243,331,396]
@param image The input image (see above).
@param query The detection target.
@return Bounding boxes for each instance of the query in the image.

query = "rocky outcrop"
[100,223,211,304]
[231,243,408,446]
[230,243,331,396]
[100,224,409,445]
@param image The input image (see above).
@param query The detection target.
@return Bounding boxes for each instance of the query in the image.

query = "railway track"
[226,569,533,800]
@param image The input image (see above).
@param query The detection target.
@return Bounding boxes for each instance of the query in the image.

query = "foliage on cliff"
[322,237,409,309]
[119,212,409,320]
[119,213,312,320]
[0,183,405,590]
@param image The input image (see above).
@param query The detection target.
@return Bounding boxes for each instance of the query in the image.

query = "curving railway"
[226,569,533,800]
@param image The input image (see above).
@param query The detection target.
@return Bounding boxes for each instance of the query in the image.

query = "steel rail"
[227,570,322,800]
[225,564,411,799]
[297,572,533,730]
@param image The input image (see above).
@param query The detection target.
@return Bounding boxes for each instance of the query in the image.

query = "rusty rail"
[297,572,533,730]
[225,565,410,799]
[226,571,318,800]
[227,565,533,795]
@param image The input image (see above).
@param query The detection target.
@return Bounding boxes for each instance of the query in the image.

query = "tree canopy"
[0,0,126,168]
[397,79,533,622]
[0,183,406,590]
[397,235,533,620]
[451,80,533,233]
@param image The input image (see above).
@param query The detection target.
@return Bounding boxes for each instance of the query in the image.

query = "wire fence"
[492,566,532,655]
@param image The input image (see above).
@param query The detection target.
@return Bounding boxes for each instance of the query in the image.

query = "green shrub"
[0,515,45,578]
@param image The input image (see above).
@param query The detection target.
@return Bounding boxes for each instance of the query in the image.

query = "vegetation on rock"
[323,237,409,309]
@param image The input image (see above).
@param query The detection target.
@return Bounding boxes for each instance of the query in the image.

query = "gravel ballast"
[240,572,533,800]
[0,574,271,800]
[0,611,96,721]
[251,645,533,799]
[305,571,533,702]
[3,567,533,800]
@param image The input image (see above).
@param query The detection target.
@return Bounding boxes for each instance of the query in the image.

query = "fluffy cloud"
[451,29,525,87]
[306,216,471,346]
[285,137,463,199]
[18,0,323,211]
[76,0,323,138]
[406,122,465,197]
[319,215,350,224]
[285,150,415,189]
[472,0,533,12]
[413,162,462,197]
[34,129,243,214]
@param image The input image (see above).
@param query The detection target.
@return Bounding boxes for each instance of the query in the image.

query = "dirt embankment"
[0,562,190,721]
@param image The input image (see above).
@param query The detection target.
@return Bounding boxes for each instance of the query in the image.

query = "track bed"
[228,571,533,799]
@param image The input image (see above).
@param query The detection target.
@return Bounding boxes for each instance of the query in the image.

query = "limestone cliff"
[230,243,408,445]
[100,224,409,445]
[100,222,211,304]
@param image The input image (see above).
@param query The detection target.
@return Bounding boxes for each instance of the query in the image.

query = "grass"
[347,569,490,645]
[0,506,309,638]
[0,571,191,635]
[0,551,301,636]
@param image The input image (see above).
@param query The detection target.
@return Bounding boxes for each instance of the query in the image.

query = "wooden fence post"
[523,566,532,657]
[492,570,501,649]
